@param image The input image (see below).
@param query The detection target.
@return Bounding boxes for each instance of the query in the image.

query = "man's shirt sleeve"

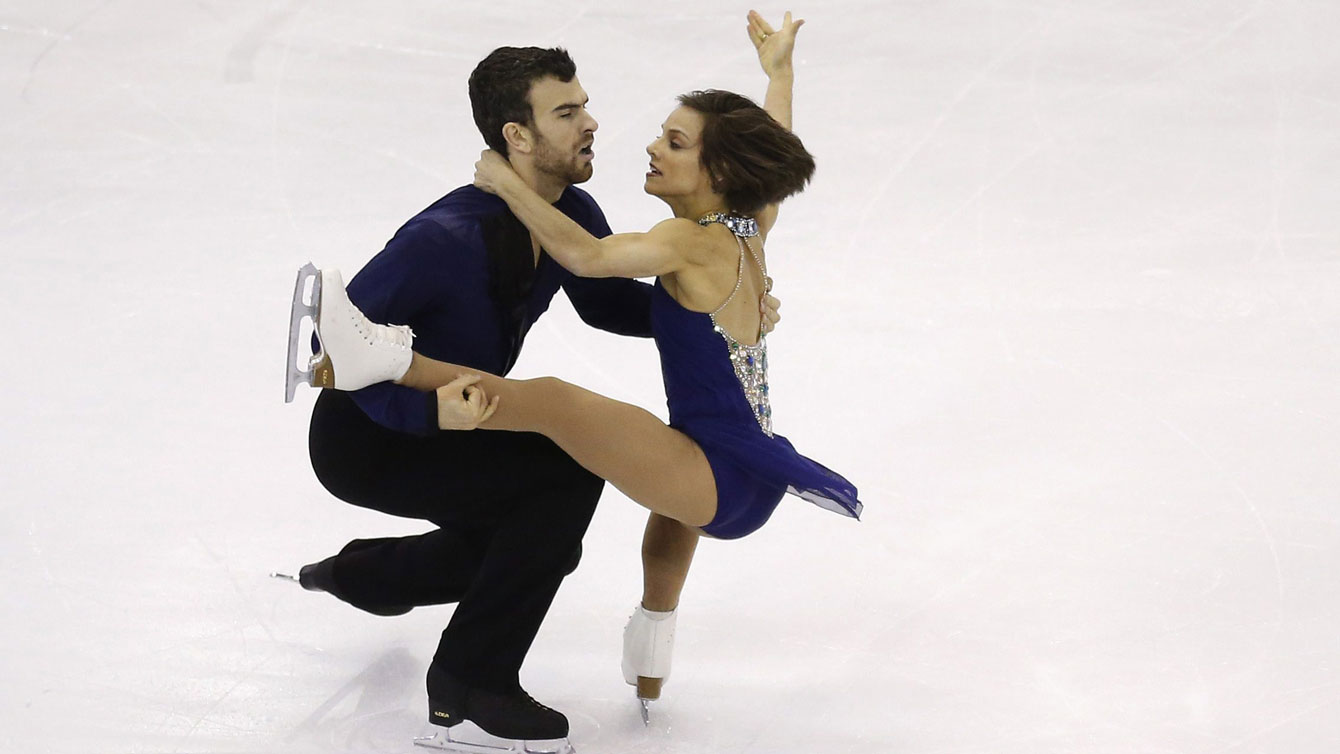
[561,201,655,338]
[343,220,455,436]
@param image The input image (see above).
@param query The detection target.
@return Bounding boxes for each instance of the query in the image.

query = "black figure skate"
[413,665,574,754]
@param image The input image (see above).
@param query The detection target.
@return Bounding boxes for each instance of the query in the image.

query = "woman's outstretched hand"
[748,9,804,78]
[437,373,499,430]
[474,149,520,196]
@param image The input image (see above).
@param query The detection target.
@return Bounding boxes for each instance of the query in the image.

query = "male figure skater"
[288,47,778,751]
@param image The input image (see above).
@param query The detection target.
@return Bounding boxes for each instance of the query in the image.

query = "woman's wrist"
[493,171,527,202]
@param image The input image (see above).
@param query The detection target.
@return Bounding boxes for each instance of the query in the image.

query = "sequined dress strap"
[710,236,748,316]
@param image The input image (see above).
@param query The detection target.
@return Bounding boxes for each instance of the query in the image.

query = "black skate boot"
[417,664,571,753]
[297,553,413,617]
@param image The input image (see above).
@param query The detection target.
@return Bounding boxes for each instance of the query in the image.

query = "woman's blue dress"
[649,215,862,539]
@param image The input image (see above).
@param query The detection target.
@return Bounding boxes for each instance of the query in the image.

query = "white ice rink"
[3,1,1339,752]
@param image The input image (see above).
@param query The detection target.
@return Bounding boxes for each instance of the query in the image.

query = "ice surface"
[3,1,1338,752]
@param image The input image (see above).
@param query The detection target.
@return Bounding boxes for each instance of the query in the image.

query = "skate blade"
[630,676,662,725]
[413,722,573,754]
[285,262,321,403]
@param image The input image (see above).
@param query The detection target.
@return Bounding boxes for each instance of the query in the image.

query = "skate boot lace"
[521,689,553,713]
[382,323,414,349]
[348,308,414,350]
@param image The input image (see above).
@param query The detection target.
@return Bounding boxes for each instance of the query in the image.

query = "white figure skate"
[413,721,573,754]
[622,605,677,725]
[284,263,413,401]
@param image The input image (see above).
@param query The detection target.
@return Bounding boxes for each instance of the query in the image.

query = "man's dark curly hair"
[677,89,815,215]
[468,47,577,156]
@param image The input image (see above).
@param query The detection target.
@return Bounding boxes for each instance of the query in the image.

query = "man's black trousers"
[307,390,603,693]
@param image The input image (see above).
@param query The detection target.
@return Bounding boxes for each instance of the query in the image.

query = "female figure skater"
[293,8,860,711]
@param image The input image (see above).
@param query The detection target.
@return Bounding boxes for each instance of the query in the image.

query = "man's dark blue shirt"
[343,184,652,435]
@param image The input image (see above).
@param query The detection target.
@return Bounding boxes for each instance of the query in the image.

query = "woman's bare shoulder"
[647,217,729,265]
[647,217,706,242]
[662,221,749,310]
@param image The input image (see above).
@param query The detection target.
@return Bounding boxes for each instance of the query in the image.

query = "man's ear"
[502,122,533,155]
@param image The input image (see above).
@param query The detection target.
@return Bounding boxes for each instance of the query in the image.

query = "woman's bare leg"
[396,353,719,528]
[640,513,699,611]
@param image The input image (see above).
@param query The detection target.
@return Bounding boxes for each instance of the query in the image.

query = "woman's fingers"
[747,9,776,46]
[754,10,776,35]
[747,15,765,46]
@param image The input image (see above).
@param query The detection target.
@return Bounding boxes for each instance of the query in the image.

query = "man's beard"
[532,134,593,185]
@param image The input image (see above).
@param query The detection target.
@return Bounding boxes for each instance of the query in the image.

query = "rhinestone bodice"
[711,320,771,435]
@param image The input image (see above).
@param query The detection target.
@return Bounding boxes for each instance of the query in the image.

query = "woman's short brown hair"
[677,89,815,215]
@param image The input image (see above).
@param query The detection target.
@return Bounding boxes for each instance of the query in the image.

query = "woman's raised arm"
[747,10,804,236]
